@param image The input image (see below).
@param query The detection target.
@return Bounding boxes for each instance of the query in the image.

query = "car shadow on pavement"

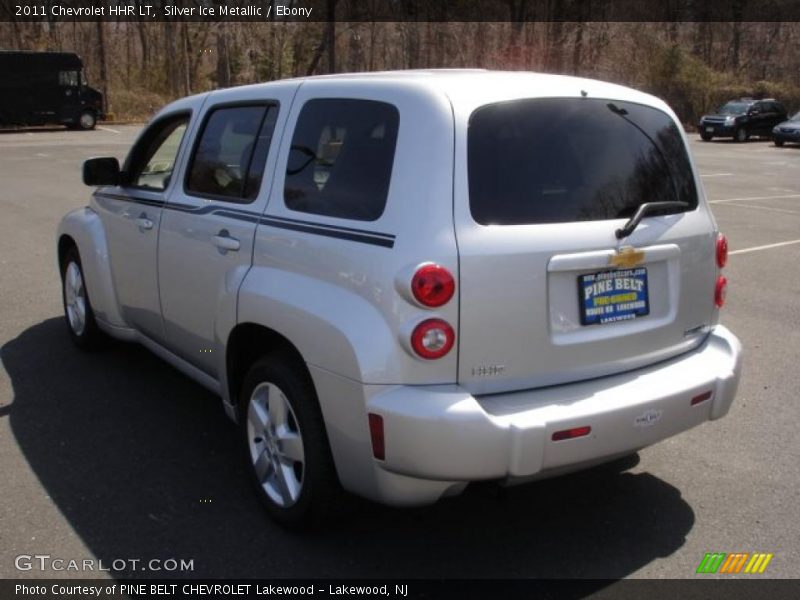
[2,318,695,583]
[0,126,68,134]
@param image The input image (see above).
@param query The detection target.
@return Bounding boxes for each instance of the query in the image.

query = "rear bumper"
[366,325,741,503]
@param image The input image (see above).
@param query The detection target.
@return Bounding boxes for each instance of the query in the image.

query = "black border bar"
[3,0,800,23]
[4,579,800,600]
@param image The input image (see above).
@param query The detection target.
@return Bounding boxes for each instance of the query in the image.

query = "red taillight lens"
[716,233,728,268]
[368,413,385,460]
[552,426,592,441]
[410,319,455,359]
[411,264,455,308]
[715,276,728,308]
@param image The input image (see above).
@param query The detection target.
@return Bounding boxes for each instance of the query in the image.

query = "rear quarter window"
[284,98,399,222]
[468,98,698,226]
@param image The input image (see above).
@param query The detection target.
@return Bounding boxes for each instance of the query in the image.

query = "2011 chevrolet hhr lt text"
[58,70,742,527]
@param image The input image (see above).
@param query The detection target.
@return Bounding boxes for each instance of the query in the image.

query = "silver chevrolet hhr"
[58,70,741,527]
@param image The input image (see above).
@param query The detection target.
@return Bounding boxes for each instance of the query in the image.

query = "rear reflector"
[368,413,385,460]
[691,391,713,406]
[552,426,592,441]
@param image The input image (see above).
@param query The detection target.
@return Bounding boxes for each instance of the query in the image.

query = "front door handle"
[135,214,154,231]
[211,230,240,252]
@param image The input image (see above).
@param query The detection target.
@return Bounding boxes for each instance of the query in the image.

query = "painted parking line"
[700,173,734,177]
[709,194,800,204]
[730,239,800,256]
[97,126,120,134]
[715,202,800,216]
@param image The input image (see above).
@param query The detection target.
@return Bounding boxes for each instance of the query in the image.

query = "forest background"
[3,2,799,126]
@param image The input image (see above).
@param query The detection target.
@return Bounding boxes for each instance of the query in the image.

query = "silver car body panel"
[57,70,742,506]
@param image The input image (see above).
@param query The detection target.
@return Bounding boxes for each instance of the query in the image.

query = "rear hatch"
[455,96,717,395]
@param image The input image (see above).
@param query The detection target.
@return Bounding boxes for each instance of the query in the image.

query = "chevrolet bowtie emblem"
[609,246,645,268]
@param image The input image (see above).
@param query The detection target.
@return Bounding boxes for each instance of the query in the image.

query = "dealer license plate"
[579,268,650,325]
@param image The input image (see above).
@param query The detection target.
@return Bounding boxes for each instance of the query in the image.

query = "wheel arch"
[57,233,78,273]
[225,322,311,418]
[57,206,126,327]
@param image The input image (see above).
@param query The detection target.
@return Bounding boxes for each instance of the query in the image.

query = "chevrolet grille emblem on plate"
[609,246,645,268]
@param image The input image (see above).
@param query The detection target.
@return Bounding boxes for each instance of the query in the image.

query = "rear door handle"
[135,214,154,231]
[211,230,240,252]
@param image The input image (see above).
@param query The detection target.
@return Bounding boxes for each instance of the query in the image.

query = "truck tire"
[77,110,97,130]
[61,246,104,350]
[239,353,341,529]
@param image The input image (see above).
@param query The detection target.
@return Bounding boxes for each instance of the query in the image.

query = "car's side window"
[124,113,190,191]
[284,98,399,222]
[185,104,277,203]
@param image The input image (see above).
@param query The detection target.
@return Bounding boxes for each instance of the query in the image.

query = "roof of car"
[236,69,666,113]
[160,69,673,123]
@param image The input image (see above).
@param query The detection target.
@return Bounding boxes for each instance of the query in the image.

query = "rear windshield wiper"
[615,201,689,239]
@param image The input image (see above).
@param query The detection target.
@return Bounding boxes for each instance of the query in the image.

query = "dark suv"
[698,98,787,142]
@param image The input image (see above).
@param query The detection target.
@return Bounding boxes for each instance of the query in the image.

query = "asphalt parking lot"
[0,125,798,582]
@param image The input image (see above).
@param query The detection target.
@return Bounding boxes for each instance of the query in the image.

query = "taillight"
[411,264,455,308]
[716,233,728,268]
[715,276,728,308]
[410,319,455,359]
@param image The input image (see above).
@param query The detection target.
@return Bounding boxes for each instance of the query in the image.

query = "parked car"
[772,112,800,146]
[0,51,104,130]
[58,70,742,527]
[698,98,787,142]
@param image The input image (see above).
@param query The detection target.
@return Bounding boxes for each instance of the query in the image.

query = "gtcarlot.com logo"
[696,552,774,574]
[15,554,194,573]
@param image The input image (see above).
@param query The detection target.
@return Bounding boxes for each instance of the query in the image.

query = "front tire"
[61,247,104,350]
[774,139,785,147]
[700,132,712,141]
[735,127,749,143]
[240,354,340,528]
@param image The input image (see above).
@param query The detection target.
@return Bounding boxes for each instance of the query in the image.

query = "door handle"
[135,214,154,231]
[211,230,240,252]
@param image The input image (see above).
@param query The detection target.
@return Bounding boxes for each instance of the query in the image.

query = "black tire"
[61,246,104,350]
[735,127,749,143]
[239,353,341,529]
[77,110,97,130]
[700,133,712,141]
[774,139,785,147]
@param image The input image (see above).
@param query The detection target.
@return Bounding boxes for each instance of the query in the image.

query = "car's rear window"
[468,98,698,226]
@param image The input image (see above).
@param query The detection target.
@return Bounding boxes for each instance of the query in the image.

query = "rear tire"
[735,127,749,143]
[239,353,341,529]
[77,110,97,131]
[61,247,104,350]
[700,133,712,141]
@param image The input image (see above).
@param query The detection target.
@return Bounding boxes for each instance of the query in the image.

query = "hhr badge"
[634,409,663,428]
[609,246,645,269]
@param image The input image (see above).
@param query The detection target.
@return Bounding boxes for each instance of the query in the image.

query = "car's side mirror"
[749,108,761,115]
[83,157,120,186]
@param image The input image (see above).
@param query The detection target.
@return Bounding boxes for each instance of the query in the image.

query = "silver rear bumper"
[365,325,741,504]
